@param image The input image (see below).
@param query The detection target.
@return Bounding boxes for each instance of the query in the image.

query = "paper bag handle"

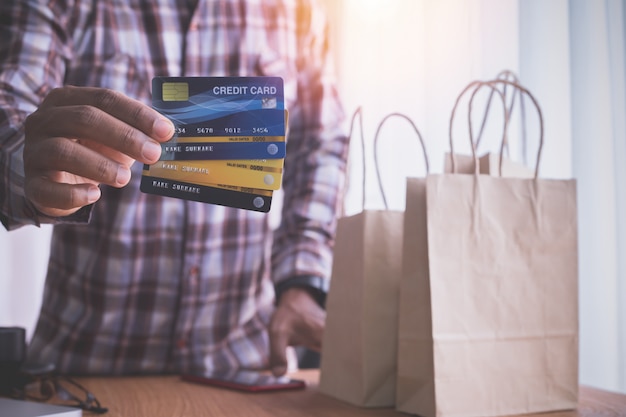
[475,70,528,161]
[449,79,544,179]
[448,79,507,175]
[373,113,430,209]
[472,79,544,178]
[345,106,367,210]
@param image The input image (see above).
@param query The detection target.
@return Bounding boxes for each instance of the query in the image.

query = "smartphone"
[181,369,306,393]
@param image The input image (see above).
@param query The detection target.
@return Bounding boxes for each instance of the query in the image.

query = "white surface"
[0,398,81,417]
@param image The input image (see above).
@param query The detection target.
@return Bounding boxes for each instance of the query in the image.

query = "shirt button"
[190,266,199,275]
[176,339,187,349]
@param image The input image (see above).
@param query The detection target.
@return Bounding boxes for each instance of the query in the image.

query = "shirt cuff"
[274,275,328,308]
[30,203,93,226]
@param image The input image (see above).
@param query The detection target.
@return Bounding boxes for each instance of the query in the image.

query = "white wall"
[0,225,51,340]
[324,0,574,199]
[569,0,626,393]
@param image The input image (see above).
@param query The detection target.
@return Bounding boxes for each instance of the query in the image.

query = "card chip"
[163,82,189,101]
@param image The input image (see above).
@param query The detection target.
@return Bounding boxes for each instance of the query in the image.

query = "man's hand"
[23,86,174,218]
[268,288,325,376]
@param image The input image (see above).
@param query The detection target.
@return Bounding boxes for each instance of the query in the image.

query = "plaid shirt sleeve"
[0,0,91,230]
[270,3,349,286]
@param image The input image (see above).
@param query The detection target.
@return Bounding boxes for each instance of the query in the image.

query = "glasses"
[13,375,108,414]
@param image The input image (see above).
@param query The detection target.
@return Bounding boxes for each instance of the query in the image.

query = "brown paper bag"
[396,80,579,417]
[444,71,534,178]
[396,174,432,412]
[319,110,428,407]
[319,209,404,407]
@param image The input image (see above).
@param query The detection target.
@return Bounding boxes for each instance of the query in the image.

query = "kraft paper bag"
[396,80,579,417]
[319,209,404,407]
[319,110,429,407]
[396,175,431,412]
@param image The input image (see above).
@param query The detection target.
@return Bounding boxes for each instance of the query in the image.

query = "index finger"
[42,86,174,141]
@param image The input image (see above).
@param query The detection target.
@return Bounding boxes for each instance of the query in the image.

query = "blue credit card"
[159,141,285,160]
[152,76,285,138]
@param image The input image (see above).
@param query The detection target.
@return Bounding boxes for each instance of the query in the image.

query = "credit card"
[140,174,272,212]
[144,160,283,190]
[159,141,285,160]
[152,76,285,137]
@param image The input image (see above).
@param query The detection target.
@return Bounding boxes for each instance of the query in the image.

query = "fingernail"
[142,140,162,162]
[153,117,174,140]
[87,187,101,204]
[116,166,131,186]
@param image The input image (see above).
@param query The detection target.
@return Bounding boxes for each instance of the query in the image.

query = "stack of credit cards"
[140,76,286,212]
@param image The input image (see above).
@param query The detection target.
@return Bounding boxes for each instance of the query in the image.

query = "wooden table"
[77,370,626,416]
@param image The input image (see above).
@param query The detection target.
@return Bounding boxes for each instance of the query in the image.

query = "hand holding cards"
[140,77,286,212]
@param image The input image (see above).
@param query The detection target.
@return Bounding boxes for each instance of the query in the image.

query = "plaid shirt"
[0,0,347,374]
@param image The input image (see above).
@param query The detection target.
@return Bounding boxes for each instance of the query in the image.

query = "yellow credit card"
[143,159,284,190]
